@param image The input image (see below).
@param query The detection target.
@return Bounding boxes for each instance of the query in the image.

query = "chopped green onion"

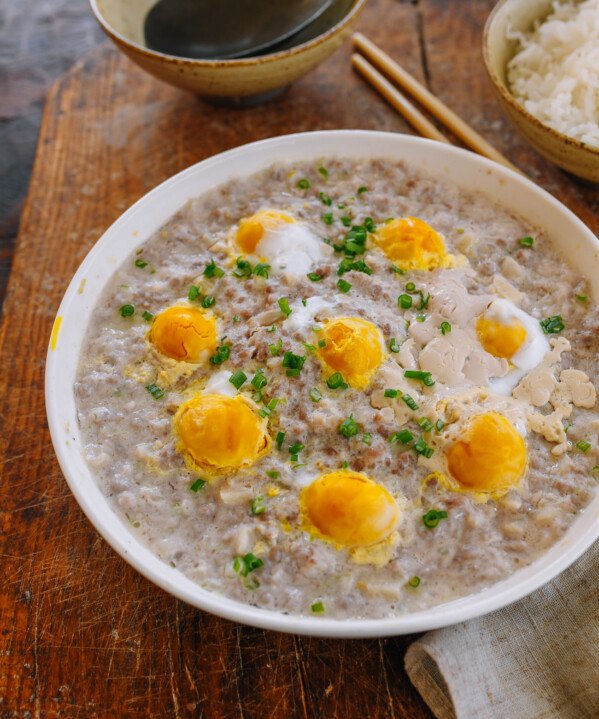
[253,263,270,278]
[282,351,306,377]
[361,433,372,445]
[519,236,534,248]
[339,415,359,438]
[326,372,348,390]
[337,202,346,209]
[269,338,283,357]
[297,178,311,189]
[266,470,279,479]
[251,369,268,391]
[384,389,399,398]
[307,272,323,282]
[318,166,329,179]
[576,294,588,302]
[364,217,376,232]
[417,292,431,310]
[319,192,332,206]
[318,338,327,348]
[210,344,230,365]
[120,304,134,317]
[311,601,325,613]
[357,186,369,195]
[576,440,591,453]
[416,314,427,323]
[417,418,434,432]
[142,311,154,322]
[405,282,416,292]
[435,419,445,433]
[204,259,225,278]
[233,257,253,278]
[401,394,419,411]
[407,576,421,588]
[391,264,406,274]
[134,258,148,269]
[422,509,448,529]
[399,294,412,309]
[276,431,285,450]
[233,553,264,576]
[389,337,401,353]
[278,297,292,317]
[404,370,435,386]
[309,387,322,403]
[251,496,266,515]
[337,278,352,293]
[201,295,215,308]
[289,442,304,456]
[540,315,565,334]
[190,478,206,492]
[390,429,413,445]
[145,383,164,400]
[440,321,451,335]
[229,370,247,389]
[266,325,276,333]
[414,437,434,457]
[322,212,334,225]
[303,342,316,352]
[340,215,351,227]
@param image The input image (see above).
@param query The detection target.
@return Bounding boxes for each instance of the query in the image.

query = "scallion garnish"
[145,383,164,400]
[251,496,266,515]
[201,295,215,308]
[134,258,148,269]
[142,311,155,322]
[190,478,206,492]
[417,418,434,432]
[204,259,225,278]
[435,419,445,432]
[318,338,327,348]
[519,236,534,248]
[297,178,311,189]
[340,215,351,228]
[576,440,591,453]
[311,601,325,613]
[401,394,419,411]
[307,272,323,282]
[422,509,448,529]
[278,297,292,317]
[268,338,283,357]
[229,370,247,389]
[233,257,253,278]
[120,304,134,317]
[391,264,406,274]
[399,294,412,309]
[339,415,359,438]
[384,389,399,398]
[390,429,413,444]
[326,372,348,390]
[389,337,400,353]
[318,166,329,179]
[417,292,431,310]
[357,186,369,195]
[266,470,279,479]
[337,278,352,293]
[576,294,588,302]
[289,442,305,460]
[253,263,270,278]
[440,321,451,335]
[404,370,435,386]
[540,315,565,334]
[251,369,267,391]
[322,212,334,225]
[309,387,322,403]
[362,433,372,445]
[276,431,285,450]
[282,351,306,377]
[413,437,434,458]
[319,192,332,206]
[210,344,230,365]
[405,282,416,292]
[407,576,421,588]
[233,553,263,576]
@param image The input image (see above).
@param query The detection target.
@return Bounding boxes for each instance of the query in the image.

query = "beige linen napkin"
[405,541,598,719]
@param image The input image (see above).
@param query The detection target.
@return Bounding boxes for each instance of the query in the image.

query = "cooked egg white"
[316,316,385,390]
[174,393,270,475]
[373,216,456,271]
[476,298,549,394]
[233,209,324,277]
[149,305,217,363]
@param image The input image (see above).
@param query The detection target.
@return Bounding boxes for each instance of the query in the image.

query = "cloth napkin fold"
[405,541,598,719]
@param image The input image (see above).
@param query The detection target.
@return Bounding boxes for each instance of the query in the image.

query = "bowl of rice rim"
[483,0,599,183]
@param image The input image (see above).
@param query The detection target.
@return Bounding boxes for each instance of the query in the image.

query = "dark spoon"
[144,0,334,60]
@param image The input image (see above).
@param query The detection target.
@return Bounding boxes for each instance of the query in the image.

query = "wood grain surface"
[0,0,597,716]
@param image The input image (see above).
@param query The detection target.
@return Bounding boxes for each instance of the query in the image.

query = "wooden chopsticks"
[352,32,521,175]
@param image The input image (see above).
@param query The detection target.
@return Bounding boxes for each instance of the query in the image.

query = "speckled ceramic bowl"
[90,0,366,103]
[483,0,599,183]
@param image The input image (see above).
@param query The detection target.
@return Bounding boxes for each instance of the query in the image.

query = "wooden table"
[1,1,597,716]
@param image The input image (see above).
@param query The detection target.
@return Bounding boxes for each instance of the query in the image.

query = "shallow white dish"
[46,130,599,638]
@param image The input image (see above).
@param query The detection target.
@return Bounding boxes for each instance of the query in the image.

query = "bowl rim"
[89,0,367,67]
[482,0,599,158]
[45,129,599,638]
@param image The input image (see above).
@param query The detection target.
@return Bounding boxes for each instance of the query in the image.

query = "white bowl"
[46,131,599,638]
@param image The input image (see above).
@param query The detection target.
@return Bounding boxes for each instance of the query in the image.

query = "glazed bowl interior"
[483,0,599,182]
[46,131,599,638]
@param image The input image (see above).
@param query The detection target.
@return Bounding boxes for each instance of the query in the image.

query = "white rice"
[507,0,599,147]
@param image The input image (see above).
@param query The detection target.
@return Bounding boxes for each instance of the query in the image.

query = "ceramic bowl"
[483,0,599,183]
[46,130,599,638]
[90,0,366,103]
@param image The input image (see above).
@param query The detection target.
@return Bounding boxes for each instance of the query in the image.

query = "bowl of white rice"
[483,0,599,182]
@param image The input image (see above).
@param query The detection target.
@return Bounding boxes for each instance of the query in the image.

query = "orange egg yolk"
[317,317,383,389]
[235,210,295,254]
[476,315,527,360]
[301,471,400,547]
[373,217,450,271]
[174,393,270,473]
[149,306,217,362]
[446,412,527,495]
